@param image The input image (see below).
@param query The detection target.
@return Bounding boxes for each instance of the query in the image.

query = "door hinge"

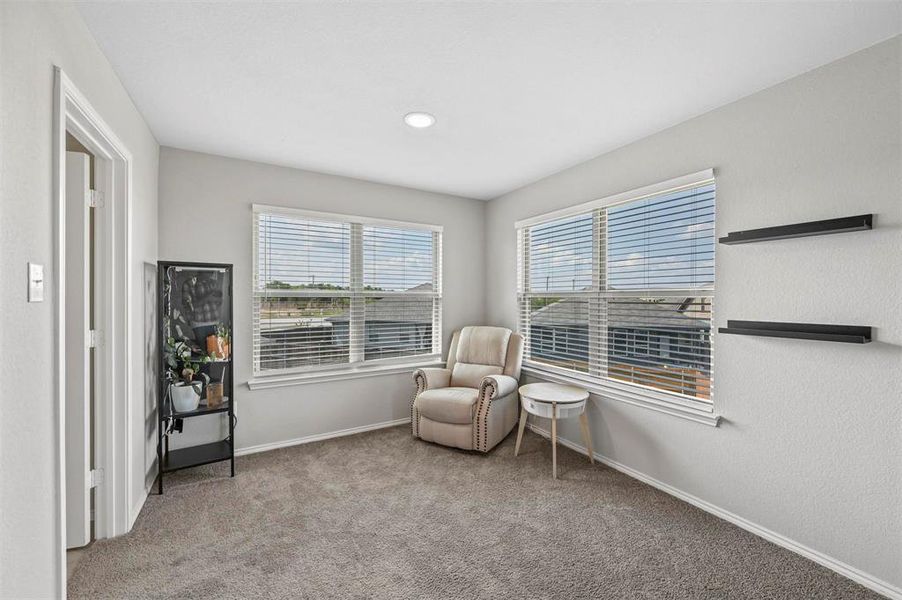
[87,329,102,348]
[88,469,103,489]
[87,190,104,208]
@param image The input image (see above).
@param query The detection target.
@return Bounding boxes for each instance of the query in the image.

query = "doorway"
[54,67,134,597]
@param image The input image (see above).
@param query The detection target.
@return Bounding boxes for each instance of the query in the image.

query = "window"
[517,172,714,404]
[253,205,442,376]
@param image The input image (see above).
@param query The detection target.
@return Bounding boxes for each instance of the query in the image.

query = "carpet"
[68,426,879,599]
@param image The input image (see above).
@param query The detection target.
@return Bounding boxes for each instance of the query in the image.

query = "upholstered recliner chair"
[411,326,523,452]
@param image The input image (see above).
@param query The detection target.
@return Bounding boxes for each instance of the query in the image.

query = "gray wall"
[0,3,159,597]
[157,148,486,451]
[485,38,901,591]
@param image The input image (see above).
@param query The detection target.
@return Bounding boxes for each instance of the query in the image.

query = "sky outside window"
[607,183,715,290]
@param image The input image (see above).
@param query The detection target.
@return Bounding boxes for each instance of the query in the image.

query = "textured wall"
[0,3,159,597]
[157,148,486,452]
[485,38,901,592]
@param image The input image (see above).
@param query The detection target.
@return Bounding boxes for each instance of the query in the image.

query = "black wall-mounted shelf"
[718,320,871,344]
[718,214,872,245]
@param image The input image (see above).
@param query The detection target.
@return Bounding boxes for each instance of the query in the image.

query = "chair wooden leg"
[514,407,528,457]
[551,402,558,479]
[579,412,594,464]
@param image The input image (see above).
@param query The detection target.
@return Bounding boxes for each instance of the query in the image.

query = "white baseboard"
[526,423,900,600]
[129,486,149,530]
[235,417,411,457]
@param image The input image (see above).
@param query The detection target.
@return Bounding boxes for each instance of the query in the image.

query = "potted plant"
[206,323,231,359]
[164,338,211,412]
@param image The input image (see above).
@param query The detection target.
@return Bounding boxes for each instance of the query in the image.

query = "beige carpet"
[68,426,879,599]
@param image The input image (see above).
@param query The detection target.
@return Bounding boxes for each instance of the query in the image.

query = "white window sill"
[520,364,721,427]
[248,360,444,390]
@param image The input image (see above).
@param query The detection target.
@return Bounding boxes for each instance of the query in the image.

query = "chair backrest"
[446,326,524,388]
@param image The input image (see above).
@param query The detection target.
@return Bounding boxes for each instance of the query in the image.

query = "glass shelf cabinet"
[157,261,235,493]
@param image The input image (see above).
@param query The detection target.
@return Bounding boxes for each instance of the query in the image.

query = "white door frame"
[53,67,133,597]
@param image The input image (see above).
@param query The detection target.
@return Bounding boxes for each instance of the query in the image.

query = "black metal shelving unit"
[718,214,872,245]
[157,261,235,494]
[718,320,872,344]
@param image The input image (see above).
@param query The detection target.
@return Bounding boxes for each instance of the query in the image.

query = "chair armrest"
[413,368,451,393]
[473,375,521,451]
[479,374,519,401]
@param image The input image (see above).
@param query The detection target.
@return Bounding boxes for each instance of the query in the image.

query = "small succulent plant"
[164,337,211,386]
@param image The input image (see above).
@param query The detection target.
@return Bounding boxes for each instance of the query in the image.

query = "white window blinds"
[518,175,714,402]
[254,206,442,375]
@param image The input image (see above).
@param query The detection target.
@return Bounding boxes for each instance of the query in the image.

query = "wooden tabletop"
[519,382,589,404]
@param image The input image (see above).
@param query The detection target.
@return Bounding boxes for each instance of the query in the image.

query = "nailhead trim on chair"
[411,371,427,438]
[473,378,497,452]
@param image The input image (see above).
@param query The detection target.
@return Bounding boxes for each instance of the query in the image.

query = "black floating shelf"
[718,320,871,344]
[719,214,872,245]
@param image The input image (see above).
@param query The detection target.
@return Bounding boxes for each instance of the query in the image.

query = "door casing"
[53,67,134,598]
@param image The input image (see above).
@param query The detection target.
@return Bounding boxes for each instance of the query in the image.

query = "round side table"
[515,382,593,479]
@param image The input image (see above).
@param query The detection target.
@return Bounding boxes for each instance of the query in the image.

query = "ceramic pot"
[170,382,201,412]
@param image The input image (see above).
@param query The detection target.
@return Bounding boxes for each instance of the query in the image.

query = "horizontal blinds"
[253,295,350,371]
[255,213,350,292]
[606,297,711,399]
[359,226,440,362]
[519,295,596,374]
[527,213,594,292]
[363,225,436,292]
[607,182,715,291]
[254,209,441,375]
[518,296,712,399]
[518,178,714,402]
[351,296,440,361]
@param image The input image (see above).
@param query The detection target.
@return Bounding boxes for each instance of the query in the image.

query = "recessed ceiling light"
[404,112,435,129]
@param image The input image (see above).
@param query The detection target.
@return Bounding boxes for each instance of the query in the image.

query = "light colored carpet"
[68,426,878,599]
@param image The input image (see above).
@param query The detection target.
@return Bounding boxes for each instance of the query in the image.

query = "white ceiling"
[76,2,901,200]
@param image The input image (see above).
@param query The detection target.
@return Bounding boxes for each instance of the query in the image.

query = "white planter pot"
[170,383,201,412]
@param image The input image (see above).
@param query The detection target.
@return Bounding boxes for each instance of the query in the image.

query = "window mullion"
[432,230,443,355]
[589,209,606,378]
[518,227,531,356]
[349,222,364,363]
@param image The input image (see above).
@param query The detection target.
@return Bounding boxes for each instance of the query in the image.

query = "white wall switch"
[28,262,44,302]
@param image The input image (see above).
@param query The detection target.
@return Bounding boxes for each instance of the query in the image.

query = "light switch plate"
[28,262,44,302]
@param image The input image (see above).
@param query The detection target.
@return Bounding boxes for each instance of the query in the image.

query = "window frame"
[251,204,443,383]
[515,170,719,426]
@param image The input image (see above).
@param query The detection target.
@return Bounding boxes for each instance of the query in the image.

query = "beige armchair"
[411,326,524,452]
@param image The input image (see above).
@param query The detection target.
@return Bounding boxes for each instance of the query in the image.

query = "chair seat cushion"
[416,387,479,424]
